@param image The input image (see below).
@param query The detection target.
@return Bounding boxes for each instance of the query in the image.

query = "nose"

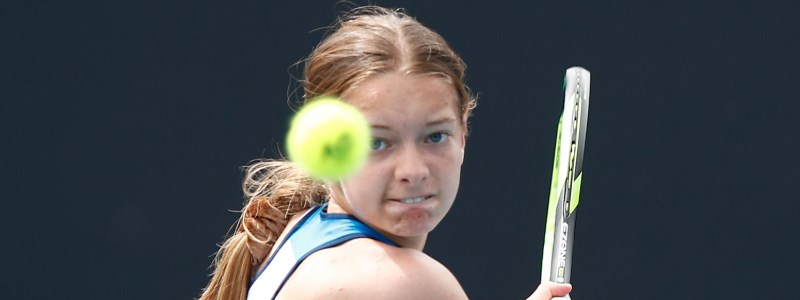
[394,144,429,186]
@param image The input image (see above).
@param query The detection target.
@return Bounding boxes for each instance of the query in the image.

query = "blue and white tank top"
[247,203,396,300]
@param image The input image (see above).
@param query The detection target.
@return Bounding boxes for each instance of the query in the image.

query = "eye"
[370,138,387,151]
[426,132,449,144]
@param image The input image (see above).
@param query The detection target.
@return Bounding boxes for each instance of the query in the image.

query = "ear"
[460,133,466,156]
[460,115,468,151]
[459,118,467,161]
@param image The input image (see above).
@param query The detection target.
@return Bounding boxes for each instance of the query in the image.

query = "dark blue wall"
[4,0,798,298]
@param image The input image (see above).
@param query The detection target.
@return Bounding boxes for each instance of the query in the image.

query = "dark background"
[3,0,799,299]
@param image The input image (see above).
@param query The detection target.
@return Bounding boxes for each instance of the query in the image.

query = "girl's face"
[327,73,466,249]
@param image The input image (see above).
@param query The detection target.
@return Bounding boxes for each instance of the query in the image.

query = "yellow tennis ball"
[286,96,371,181]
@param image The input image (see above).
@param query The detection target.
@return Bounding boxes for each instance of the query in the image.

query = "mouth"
[391,195,433,204]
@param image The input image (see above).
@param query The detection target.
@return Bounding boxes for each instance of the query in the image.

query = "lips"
[390,195,433,204]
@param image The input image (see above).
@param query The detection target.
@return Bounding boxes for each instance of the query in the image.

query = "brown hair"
[199,6,475,300]
[305,6,475,121]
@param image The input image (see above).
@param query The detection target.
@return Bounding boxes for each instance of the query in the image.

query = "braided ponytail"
[201,6,475,299]
[199,160,327,300]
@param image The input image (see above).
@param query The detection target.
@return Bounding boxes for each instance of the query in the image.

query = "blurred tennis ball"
[286,96,370,181]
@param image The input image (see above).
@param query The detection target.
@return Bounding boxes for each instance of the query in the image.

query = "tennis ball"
[286,96,371,181]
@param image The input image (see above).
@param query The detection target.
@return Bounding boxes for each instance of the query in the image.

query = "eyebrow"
[371,116,457,130]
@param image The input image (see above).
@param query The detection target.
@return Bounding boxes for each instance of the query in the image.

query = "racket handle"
[552,295,571,300]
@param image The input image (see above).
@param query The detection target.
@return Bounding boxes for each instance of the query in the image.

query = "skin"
[328,72,467,250]
[270,73,571,299]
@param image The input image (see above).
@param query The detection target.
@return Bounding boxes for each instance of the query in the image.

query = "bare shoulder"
[277,238,468,300]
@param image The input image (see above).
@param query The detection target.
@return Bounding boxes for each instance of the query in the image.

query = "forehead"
[342,73,460,124]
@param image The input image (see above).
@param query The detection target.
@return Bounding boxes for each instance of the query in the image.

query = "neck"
[395,234,427,251]
[325,199,428,251]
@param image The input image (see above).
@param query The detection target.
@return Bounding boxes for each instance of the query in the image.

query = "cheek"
[445,165,462,189]
[342,166,387,201]
[433,152,464,187]
[440,144,465,168]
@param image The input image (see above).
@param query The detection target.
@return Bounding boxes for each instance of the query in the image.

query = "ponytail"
[202,5,477,298]
[199,160,328,300]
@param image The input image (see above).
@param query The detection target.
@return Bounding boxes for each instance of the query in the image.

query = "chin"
[388,213,444,237]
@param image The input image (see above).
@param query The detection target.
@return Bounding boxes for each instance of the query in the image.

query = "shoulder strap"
[247,203,396,300]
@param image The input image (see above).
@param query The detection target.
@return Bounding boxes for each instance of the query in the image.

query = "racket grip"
[552,295,571,300]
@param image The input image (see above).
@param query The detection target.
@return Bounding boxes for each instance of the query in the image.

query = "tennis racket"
[540,67,591,300]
